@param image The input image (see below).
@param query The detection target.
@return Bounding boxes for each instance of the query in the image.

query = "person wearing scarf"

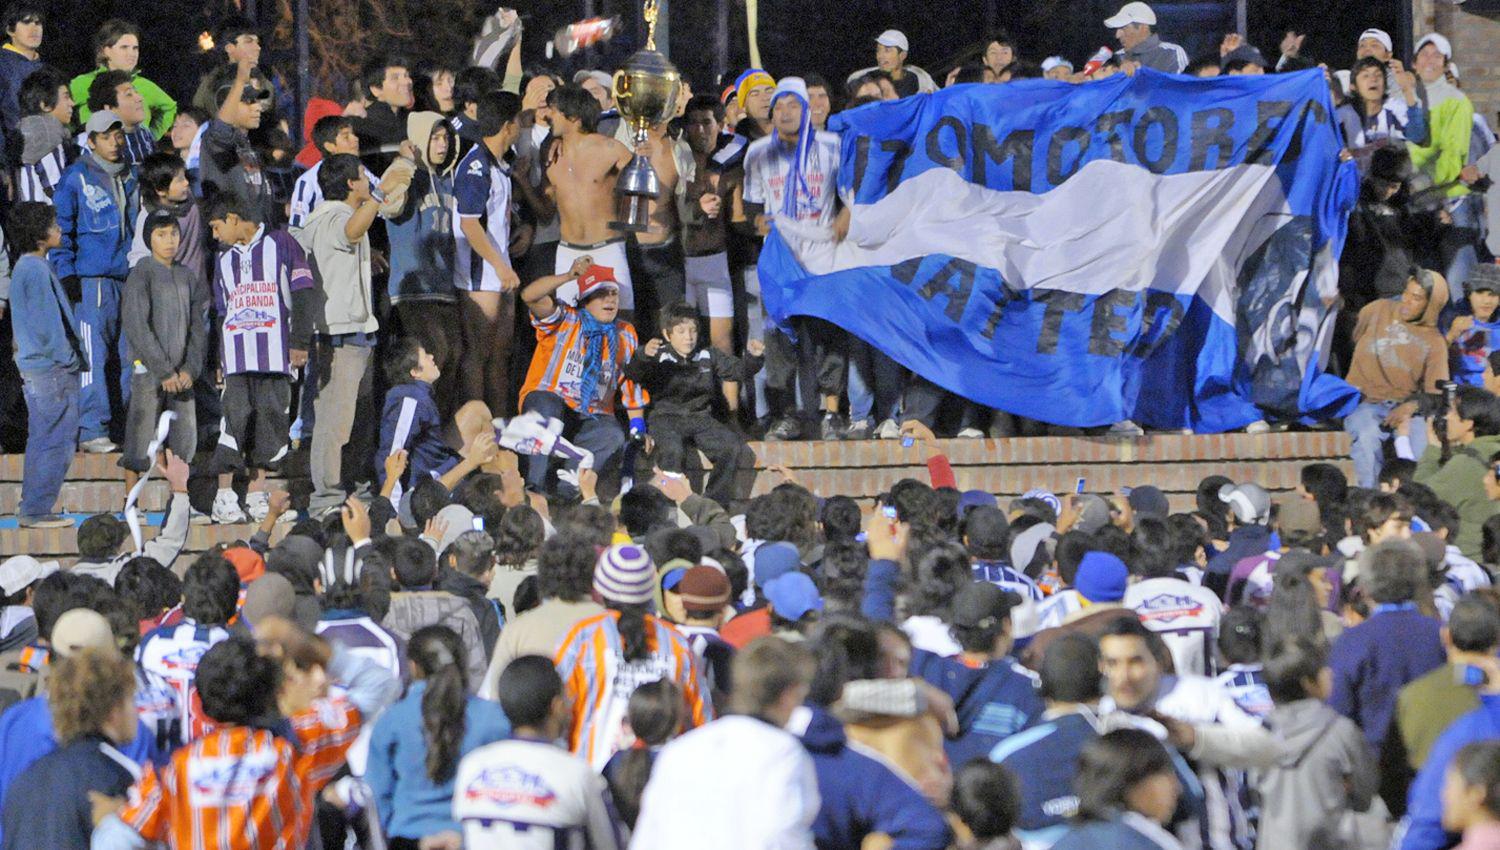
[742,77,850,440]
[517,260,647,497]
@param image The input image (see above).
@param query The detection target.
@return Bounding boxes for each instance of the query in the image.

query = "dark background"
[29,0,1405,114]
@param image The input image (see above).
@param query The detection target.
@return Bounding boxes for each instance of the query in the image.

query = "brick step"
[0,481,170,516]
[0,521,279,564]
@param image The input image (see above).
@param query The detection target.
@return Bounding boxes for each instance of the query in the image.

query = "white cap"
[1041,56,1074,72]
[1416,32,1453,61]
[572,69,611,89]
[771,76,810,106]
[0,556,57,596]
[875,29,908,52]
[1450,62,1461,81]
[1104,2,1156,28]
[1357,28,1393,54]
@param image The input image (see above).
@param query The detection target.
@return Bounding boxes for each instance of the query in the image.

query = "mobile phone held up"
[1075,477,1087,495]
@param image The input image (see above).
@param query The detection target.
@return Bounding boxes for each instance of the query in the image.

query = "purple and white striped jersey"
[16,142,68,203]
[213,226,314,375]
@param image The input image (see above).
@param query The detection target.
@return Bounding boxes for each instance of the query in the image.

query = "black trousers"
[631,237,687,340]
[649,411,751,506]
[765,317,845,418]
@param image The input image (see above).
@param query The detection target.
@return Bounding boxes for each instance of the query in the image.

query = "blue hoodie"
[1397,694,1500,850]
[792,704,951,850]
[910,648,1044,768]
[50,153,138,280]
[364,679,511,839]
[378,381,460,497]
[991,708,1102,848]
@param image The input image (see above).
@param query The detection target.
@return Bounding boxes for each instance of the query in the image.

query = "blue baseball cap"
[1074,551,1128,603]
[754,541,801,588]
[764,572,823,621]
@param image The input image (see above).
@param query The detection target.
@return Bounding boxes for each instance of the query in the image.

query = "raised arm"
[521,254,591,319]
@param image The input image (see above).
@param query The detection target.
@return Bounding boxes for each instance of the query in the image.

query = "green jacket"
[1408,78,1473,199]
[1415,432,1500,558]
[69,67,176,139]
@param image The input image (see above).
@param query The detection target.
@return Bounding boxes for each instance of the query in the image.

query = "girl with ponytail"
[365,625,511,849]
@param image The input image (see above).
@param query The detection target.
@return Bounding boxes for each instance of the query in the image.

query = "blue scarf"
[576,309,621,415]
[772,92,818,220]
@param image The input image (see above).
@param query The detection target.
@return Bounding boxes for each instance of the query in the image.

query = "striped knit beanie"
[594,543,656,606]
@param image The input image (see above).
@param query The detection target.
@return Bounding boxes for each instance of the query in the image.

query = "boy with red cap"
[518,258,646,497]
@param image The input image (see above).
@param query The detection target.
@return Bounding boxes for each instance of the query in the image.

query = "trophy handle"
[612,69,628,102]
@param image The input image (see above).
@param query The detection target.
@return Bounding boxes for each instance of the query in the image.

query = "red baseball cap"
[578,265,621,302]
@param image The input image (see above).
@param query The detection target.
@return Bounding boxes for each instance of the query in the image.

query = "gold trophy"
[610,0,682,232]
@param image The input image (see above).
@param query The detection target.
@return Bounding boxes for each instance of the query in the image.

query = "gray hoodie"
[1255,698,1376,850]
[121,256,210,383]
[292,199,379,337]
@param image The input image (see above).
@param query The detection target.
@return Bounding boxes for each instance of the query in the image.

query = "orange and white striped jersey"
[120,697,360,850]
[553,611,713,771]
[519,305,646,416]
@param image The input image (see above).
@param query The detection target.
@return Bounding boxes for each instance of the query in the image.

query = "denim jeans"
[1345,399,1427,488]
[20,367,79,518]
[1444,194,1482,305]
[521,390,626,495]
[77,276,131,442]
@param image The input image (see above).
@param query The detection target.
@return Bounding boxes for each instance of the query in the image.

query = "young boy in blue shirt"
[1449,263,1500,387]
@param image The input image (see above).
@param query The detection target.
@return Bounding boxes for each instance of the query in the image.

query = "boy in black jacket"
[625,303,764,507]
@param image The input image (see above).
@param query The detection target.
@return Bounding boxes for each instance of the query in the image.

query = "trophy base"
[609,220,652,233]
[611,193,654,234]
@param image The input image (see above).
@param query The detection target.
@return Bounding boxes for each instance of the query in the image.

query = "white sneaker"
[79,437,117,453]
[876,419,901,440]
[247,491,295,523]
[211,489,247,524]
[189,508,214,526]
[957,427,985,439]
[1244,419,1270,434]
[1108,420,1145,437]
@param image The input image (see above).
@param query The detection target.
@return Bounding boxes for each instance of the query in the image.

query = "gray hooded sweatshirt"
[1256,698,1377,850]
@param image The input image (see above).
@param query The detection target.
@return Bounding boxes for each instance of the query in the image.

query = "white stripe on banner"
[820,159,1294,325]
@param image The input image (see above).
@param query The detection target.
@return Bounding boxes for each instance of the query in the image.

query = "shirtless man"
[544,84,634,314]
[682,94,734,356]
[615,81,695,339]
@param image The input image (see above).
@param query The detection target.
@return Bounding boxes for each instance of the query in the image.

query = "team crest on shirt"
[468,157,486,176]
[158,643,211,672]
[463,766,558,807]
[1135,593,1205,624]
[187,751,279,805]
[226,308,277,332]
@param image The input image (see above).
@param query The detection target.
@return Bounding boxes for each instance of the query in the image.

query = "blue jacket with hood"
[790,704,951,850]
[50,153,138,281]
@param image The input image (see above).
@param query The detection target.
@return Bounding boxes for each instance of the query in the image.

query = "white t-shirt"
[453,737,622,850]
[1124,577,1224,678]
[743,130,842,234]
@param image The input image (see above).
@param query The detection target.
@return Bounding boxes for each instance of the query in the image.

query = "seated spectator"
[1447,265,1500,388]
[453,655,623,849]
[518,261,644,499]
[366,624,509,850]
[0,645,139,850]
[1257,636,1376,849]
[1344,269,1449,488]
[625,302,764,507]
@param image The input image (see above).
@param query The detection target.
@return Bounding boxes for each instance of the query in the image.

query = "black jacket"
[624,346,763,418]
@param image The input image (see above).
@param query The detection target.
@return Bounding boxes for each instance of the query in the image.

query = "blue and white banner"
[758,68,1362,432]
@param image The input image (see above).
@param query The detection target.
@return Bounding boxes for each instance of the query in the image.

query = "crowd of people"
[1,0,1500,849]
